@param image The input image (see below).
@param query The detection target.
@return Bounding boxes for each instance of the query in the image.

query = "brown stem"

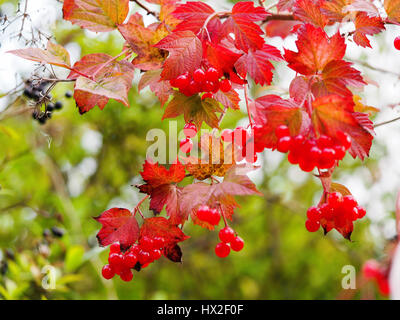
[130,0,158,17]
[374,116,400,128]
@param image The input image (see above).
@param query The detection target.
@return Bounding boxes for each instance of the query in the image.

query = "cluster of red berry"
[101,236,165,281]
[170,67,232,98]
[221,126,265,163]
[274,125,352,172]
[197,204,221,226]
[305,192,366,234]
[179,122,197,153]
[362,259,390,296]
[215,227,244,258]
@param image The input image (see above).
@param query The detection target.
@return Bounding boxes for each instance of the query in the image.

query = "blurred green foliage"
[0,0,393,300]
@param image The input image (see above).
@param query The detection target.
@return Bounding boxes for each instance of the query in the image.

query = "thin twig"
[374,116,400,128]
[130,0,158,17]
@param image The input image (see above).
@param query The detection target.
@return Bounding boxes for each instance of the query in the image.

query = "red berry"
[307,206,320,221]
[356,206,366,219]
[120,268,133,282]
[219,227,236,243]
[230,236,244,252]
[343,195,357,209]
[151,249,162,261]
[215,242,231,258]
[124,253,138,268]
[206,67,220,82]
[175,74,190,89]
[102,264,115,280]
[221,129,234,142]
[197,205,211,221]
[153,236,165,249]
[328,192,342,207]
[219,79,232,92]
[317,135,333,148]
[202,92,213,100]
[377,277,390,296]
[109,242,121,254]
[299,159,315,172]
[138,250,151,265]
[394,36,400,50]
[183,122,197,138]
[233,127,249,146]
[180,137,193,153]
[209,208,221,225]
[275,125,290,138]
[188,80,199,95]
[108,253,123,266]
[277,136,292,153]
[337,131,351,150]
[305,219,320,232]
[334,145,346,160]
[140,236,154,251]
[193,69,206,83]
[210,81,220,93]
[319,148,336,169]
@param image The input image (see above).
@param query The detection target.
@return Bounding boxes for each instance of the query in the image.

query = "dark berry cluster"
[305,192,366,234]
[179,121,197,153]
[275,125,352,172]
[101,236,165,282]
[215,227,244,258]
[23,80,50,102]
[221,126,265,163]
[170,67,232,98]
[197,205,221,226]
[32,101,63,125]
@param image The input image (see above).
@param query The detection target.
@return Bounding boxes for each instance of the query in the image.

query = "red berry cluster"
[275,125,352,172]
[215,227,244,258]
[305,192,366,234]
[179,122,197,153]
[170,67,232,98]
[197,205,221,226]
[362,260,390,296]
[101,236,165,281]
[221,126,265,163]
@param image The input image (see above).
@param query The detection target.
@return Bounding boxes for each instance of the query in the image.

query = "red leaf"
[117,14,169,70]
[138,160,187,225]
[277,0,297,12]
[63,0,129,32]
[206,42,242,75]
[311,95,374,160]
[172,1,215,34]
[353,12,385,48]
[68,53,134,113]
[140,217,189,248]
[155,31,203,80]
[222,1,269,52]
[8,41,71,69]
[284,24,346,75]
[293,0,329,27]
[94,208,139,249]
[235,44,282,86]
[213,90,240,110]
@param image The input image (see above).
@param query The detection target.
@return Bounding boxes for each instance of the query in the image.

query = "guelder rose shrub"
[10,0,400,284]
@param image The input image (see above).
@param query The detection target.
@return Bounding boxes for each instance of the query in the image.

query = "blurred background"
[0,0,400,299]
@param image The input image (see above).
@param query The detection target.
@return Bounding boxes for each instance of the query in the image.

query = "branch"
[130,0,158,18]
[262,13,295,24]
[374,116,400,128]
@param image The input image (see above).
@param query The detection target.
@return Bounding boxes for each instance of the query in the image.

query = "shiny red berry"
[219,79,232,92]
[275,125,290,138]
[109,242,121,254]
[120,268,133,282]
[307,207,320,221]
[193,69,206,83]
[153,236,165,249]
[337,131,352,150]
[124,253,138,268]
[215,242,231,258]
[305,219,320,232]
[140,236,154,251]
[183,122,197,138]
[209,208,221,225]
[206,67,220,82]
[108,253,123,266]
[202,92,213,100]
[230,236,244,252]
[102,264,115,279]
[175,74,190,89]
[219,227,236,243]
[151,249,162,260]
[277,136,292,153]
